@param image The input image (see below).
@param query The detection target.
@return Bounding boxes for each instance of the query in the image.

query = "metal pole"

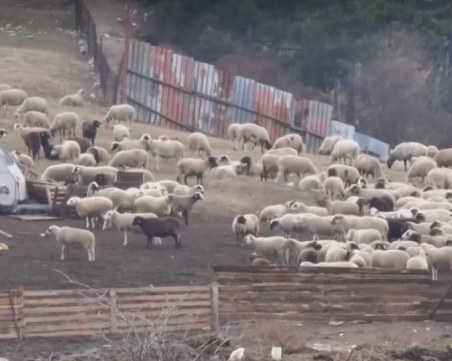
[121,0,132,104]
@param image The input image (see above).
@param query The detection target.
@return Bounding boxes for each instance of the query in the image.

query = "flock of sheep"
[1,81,452,281]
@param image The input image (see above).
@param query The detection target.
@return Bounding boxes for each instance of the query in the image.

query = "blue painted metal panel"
[354,132,389,162]
[230,76,256,124]
[330,120,355,139]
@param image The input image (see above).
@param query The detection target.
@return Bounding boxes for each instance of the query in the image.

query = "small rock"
[26,35,34,39]
[348,319,372,325]
[90,93,96,99]
[116,17,123,23]
[328,320,344,326]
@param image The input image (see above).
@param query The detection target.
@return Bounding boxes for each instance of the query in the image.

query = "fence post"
[109,288,117,333]
[209,282,219,332]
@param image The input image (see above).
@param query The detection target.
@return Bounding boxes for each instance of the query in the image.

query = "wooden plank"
[25,304,109,315]
[114,308,212,318]
[117,301,212,310]
[110,288,117,333]
[210,283,219,332]
[116,294,210,303]
[24,289,109,297]
[25,312,110,324]
[25,321,110,333]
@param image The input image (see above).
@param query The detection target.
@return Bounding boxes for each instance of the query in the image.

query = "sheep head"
[191,192,204,202]
[269,219,279,230]
[430,220,442,230]
[92,120,102,128]
[386,154,396,169]
[66,196,80,207]
[110,142,121,152]
[236,215,247,225]
[330,215,344,225]
[290,201,306,212]
[207,156,218,169]
[430,227,443,236]
[0,129,7,137]
[132,216,145,226]
[40,225,59,238]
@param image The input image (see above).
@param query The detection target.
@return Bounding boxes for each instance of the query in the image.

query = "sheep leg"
[174,233,181,248]
[146,237,153,249]
[123,230,128,246]
[60,245,66,261]
[90,217,97,229]
[91,246,95,261]
[85,217,90,229]
[184,175,188,185]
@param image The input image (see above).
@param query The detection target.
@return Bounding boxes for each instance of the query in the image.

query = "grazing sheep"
[0,88,28,113]
[133,194,172,216]
[132,216,181,248]
[232,214,260,242]
[289,201,328,216]
[77,152,97,166]
[41,163,76,183]
[228,123,243,150]
[82,120,102,145]
[330,139,360,165]
[239,123,272,153]
[323,176,345,200]
[327,164,360,187]
[346,228,382,244]
[314,194,361,216]
[187,132,211,157]
[331,214,389,241]
[10,150,33,168]
[176,156,218,185]
[276,155,318,183]
[265,147,298,156]
[110,134,152,152]
[51,140,81,162]
[282,214,345,241]
[149,138,185,171]
[387,142,428,171]
[169,192,203,225]
[318,135,343,155]
[67,196,114,229]
[243,234,288,265]
[259,201,295,222]
[104,104,136,128]
[426,167,452,189]
[102,210,158,246]
[427,145,439,158]
[298,174,324,191]
[405,157,437,184]
[344,184,396,208]
[73,165,118,186]
[434,148,452,168]
[272,133,304,154]
[109,149,148,169]
[372,250,409,269]
[239,156,264,179]
[112,124,131,142]
[23,110,51,128]
[50,112,79,141]
[87,146,110,164]
[356,154,385,179]
[59,89,85,107]
[40,225,95,261]
[14,96,48,119]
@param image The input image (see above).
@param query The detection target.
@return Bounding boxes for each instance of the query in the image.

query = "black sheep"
[82,120,102,145]
[40,132,58,160]
[368,196,394,212]
[132,216,181,249]
[386,218,417,242]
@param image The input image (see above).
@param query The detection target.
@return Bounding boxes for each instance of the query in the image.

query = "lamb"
[346,228,382,244]
[405,157,437,184]
[40,225,95,261]
[133,194,172,216]
[269,213,307,236]
[406,248,429,270]
[330,214,389,241]
[330,139,360,166]
[109,148,148,169]
[0,88,28,113]
[10,150,33,168]
[371,250,409,269]
[228,123,243,150]
[102,210,158,246]
[67,196,114,229]
[112,124,131,142]
[355,153,385,179]
[82,120,102,145]
[426,167,452,189]
[239,156,264,179]
[259,201,295,222]
[239,123,272,153]
[110,134,152,152]
[87,146,110,164]
[77,152,97,166]
[187,132,211,157]
[50,112,79,141]
[59,89,85,107]
[176,156,218,185]
[298,174,324,192]
[272,133,304,154]
[14,96,48,118]
[323,176,345,200]
[243,234,288,265]
[50,140,81,162]
[232,214,260,242]
[132,216,181,248]
[327,164,360,187]
[72,165,118,186]
[104,104,136,128]
[41,163,76,183]
[387,142,428,171]
[23,111,51,128]
[169,192,204,225]
[276,155,318,183]
[318,135,343,155]
[148,137,185,171]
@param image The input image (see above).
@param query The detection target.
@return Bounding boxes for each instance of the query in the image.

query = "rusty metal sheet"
[293,99,310,130]
[230,76,256,125]
[306,100,332,136]
[211,70,234,138]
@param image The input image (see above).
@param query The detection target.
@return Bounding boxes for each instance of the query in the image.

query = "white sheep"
[232,214,260,242]
[272,133,304,154]
[87,146,111,164]
[157,180,181,194]
[187,132,211,157]
[372,249,409,269]
[243,234,288,265]
[346,228,382,244]
[40,225,95,262]
[59,89,85,107]
[355,153,385,179]
[0,88,28,114]
[427,145,439,158]
[176,156,218,185]
[426,167,452,189]
[318,135,343,155]
[422,245,452,280]
[286,214,345,241]
[14,96,48,119]
[298,174,324,191]
[102,210,158,246]
[10,150,33,168]
[0,84,11,91]
[228,123,243,150]
[149,138,185,170]
[109,148,148,169]
[433,148,452,168]
[41,163,76,183]
[77,152,97,166]
[73,165,118,186]
[276,155,318,183]
[141,182,169,196]
[330,139,360,166]
[315,195,361,216]
[331,214,389,241]
[289,201,328,216]
[406,248,429,270]
[239,123,272,152]
[387,142,428,171]
[405,157,437,184]
[259,201,295,222]
[104,104,136,128]
[110,134,152,152]
[67,196,114,229]
[323,176,345,200]
[51,140,81,163]
[50,112,79,141]
[327,164,360,187]
[22,111,51,128]
[112,124,131,142]
[300,260,358,268]
[133,194,172,216]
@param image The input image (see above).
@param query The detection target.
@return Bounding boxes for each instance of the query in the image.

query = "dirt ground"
[0,1,447,360]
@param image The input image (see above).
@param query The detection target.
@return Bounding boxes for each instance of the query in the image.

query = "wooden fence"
[0,285,215,340]
[214,266,452,323]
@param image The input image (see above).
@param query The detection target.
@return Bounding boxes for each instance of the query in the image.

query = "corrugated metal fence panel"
[368,137,390,162]
[230,76,256,124]
[211,71,235,138]
[293,99,310,130]
[306,137,324,154]
[330,120,355,139]
[353,131,371,151]
[306,101,332,136]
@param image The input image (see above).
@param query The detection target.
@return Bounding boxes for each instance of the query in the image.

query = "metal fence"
[74,0,119,104]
